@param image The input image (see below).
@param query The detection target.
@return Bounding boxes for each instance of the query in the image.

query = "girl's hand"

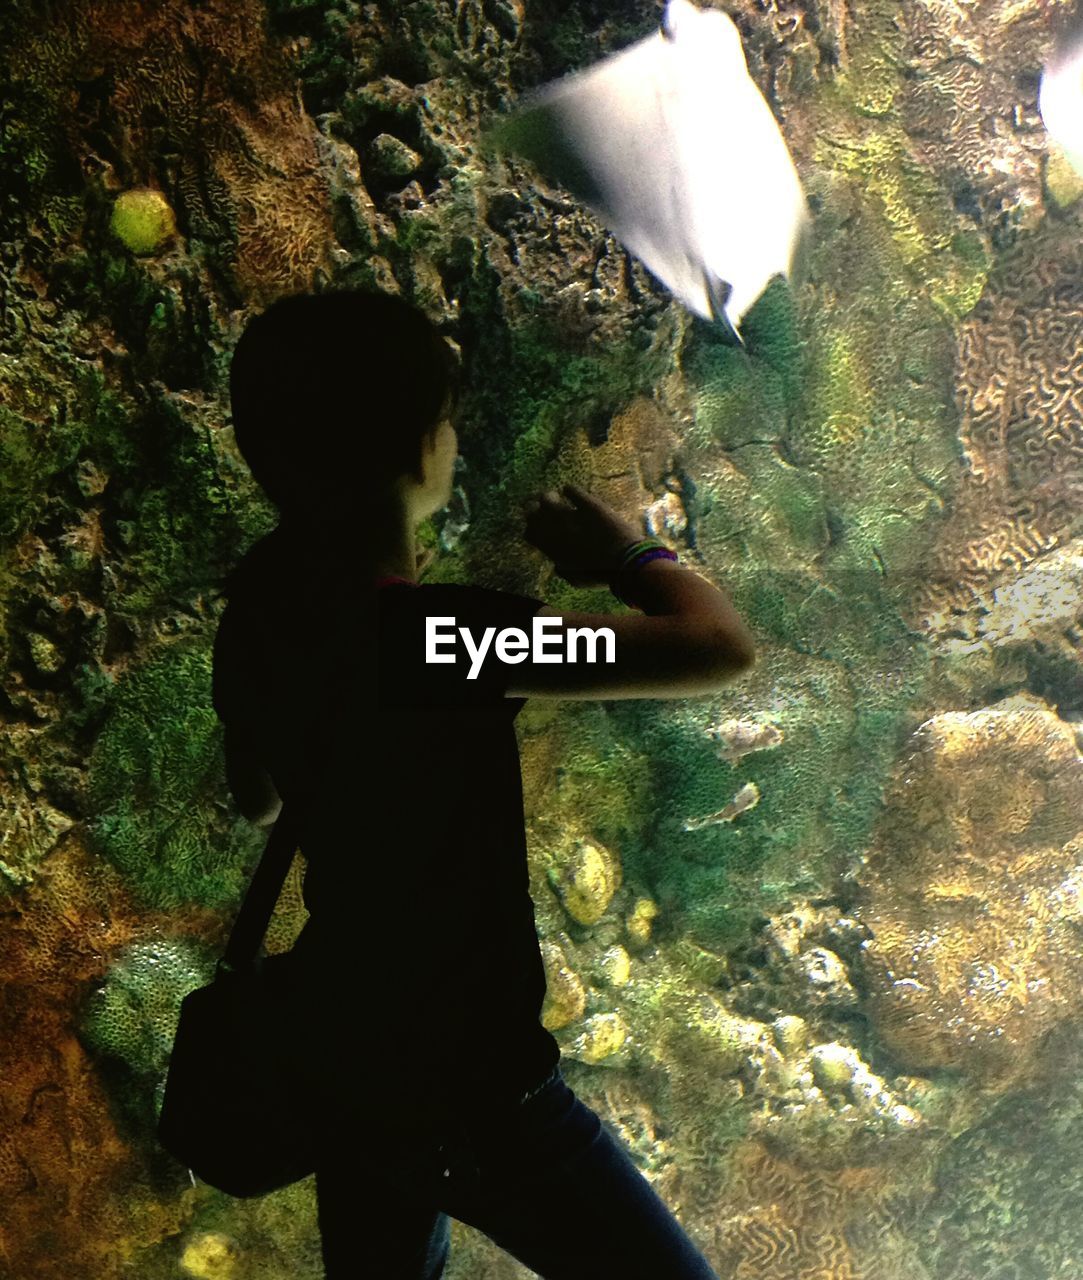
[522,483,645,588]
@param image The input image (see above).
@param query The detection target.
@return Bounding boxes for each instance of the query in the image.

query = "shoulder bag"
[156,800,321,1197]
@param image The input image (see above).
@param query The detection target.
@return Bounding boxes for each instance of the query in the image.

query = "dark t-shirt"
[212,550,561,1115]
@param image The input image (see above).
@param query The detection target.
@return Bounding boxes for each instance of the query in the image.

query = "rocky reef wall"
[3,0,1083,1276]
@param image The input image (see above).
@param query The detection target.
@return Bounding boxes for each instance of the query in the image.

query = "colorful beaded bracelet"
[625,546,679,572]
[616,538,662,568]
[609,538,679,609]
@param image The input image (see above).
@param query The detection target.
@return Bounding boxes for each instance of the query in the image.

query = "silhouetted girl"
[214,289,753,1279]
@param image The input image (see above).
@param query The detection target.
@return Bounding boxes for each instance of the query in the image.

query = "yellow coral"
[180,1232,241,1279]
[598,943,631,986]
[576,1012,628,1063]
[539,940,587,1030]
[626,896,659,945]
[550,837,621,926]
[110,189,177,255]
[854,695,1083,1089]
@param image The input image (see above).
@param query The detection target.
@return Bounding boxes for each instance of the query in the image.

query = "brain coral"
[897,0,1054,243]
[707,1137,932,1280]
[852,694,1083,1089]
[917,218,1083,626]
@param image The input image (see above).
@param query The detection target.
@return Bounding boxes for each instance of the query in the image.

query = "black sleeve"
[382,582,548,706]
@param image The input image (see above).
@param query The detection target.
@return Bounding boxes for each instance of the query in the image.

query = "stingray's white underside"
[490,0,809,335]
[1041,34,1083,178]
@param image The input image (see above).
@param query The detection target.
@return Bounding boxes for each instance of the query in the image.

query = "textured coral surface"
[4,0,1083,1275]
[854,696,1083,1088]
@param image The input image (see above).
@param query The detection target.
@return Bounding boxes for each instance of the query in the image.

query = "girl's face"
[415,416,459,520]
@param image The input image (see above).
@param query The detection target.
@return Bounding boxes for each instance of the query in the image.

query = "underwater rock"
[27,631,64,676]
[762,905,819,963]
[625,896,660,946]
[724,902,873,1037]
[539,940,587,1030]
[794,946,859,1009]
[180,1231,241,1279]
[771,1013,809,1054]
[935,538,1083,659]
[548,836,622,925]
[745,1031,929,1168]
[760,1042,802,1091]
[644,487,687,541]
[109,189,178,255]
[573,1011,629,1064]
[703,717,784,765]
[808,1041,863,1092]
[597,943,632,987]
[0,748,78,891]
[853,694,1083,1089]
[367,133,423,181]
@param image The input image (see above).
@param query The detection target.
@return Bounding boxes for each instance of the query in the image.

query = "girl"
[214,290,753,1279]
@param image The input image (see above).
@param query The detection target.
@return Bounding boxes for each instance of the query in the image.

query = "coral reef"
[110,189,179,256]
[913,1023,1083,1280]
[918,224,1083,623]
[709,1138,935,1280]
[4,0,1083,1272]
[79,938,208,1079]
[852,695,1083,1089]
[86,642,263,912]
[546,833,622,926]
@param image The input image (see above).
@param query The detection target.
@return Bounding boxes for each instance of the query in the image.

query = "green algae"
[86,641,264,911]
[823,6,905,120]
[545,704,653,851]
[598,559,928,951]
[813,125,991,327]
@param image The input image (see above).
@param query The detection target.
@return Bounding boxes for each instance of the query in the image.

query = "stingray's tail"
[704,272,744,346]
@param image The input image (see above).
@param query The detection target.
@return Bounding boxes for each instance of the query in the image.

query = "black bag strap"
[218,801,304,976]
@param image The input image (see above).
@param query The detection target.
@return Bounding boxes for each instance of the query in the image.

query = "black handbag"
[156,801,322,1197]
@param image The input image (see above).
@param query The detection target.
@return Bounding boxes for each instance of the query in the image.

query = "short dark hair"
[229,290,461,512]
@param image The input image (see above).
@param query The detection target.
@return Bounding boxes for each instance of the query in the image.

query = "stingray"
[1040,6,1083,178]
[480,0,809,342]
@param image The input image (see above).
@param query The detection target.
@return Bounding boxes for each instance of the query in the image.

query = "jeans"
[313,1064,721,1279]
